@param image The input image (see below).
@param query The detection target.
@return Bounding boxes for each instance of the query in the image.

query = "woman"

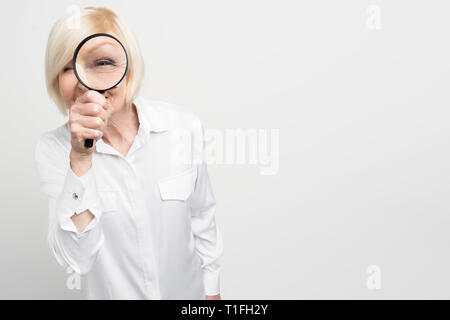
[34,7,223,300]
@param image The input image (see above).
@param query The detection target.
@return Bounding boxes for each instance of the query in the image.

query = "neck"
[103,103,139,147]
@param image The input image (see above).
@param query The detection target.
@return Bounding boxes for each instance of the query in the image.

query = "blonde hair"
[45,7,144,115]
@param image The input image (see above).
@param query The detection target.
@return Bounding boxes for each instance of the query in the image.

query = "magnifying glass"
[72,33,129,148]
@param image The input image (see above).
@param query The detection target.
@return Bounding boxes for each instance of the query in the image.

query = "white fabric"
[34,97,223,299]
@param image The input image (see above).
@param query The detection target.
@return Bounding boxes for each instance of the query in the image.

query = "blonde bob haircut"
[45,7,144,115]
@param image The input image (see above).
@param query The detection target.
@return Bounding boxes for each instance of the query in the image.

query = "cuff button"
[72,192,79,200]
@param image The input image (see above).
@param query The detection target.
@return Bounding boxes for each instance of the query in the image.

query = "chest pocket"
[158,167,197,201]
[98,190,118,213]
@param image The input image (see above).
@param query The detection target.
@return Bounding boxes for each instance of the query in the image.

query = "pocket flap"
[158,167,197,201]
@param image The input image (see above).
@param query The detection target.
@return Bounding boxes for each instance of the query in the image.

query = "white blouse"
[34,97,224,299]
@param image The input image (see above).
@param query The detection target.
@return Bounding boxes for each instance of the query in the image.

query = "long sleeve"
[189,116,224,296]
[34,131,105,275]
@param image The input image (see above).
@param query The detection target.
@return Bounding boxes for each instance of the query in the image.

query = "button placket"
[124,158,138,183]
[127,158,160,296]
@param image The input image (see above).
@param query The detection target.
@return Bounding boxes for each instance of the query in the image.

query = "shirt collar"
[94,96,169,155]
[134,96,169,133]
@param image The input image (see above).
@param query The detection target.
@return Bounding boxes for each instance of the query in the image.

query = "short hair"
[45,7,144,115]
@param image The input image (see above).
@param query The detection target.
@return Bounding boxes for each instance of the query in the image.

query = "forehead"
[77,35,123,53]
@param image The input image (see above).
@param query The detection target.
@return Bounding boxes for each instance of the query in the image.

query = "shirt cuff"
[203,270,221,296]
[56,164,103,234]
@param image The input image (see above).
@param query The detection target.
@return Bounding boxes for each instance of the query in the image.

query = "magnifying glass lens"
[74,35,128,91]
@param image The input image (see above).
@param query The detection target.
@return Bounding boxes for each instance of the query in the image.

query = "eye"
[94,58,115,67]
[63,66,73,72]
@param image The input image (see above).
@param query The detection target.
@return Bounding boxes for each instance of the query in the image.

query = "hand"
[69,90,110,155]
[206,294,221,300]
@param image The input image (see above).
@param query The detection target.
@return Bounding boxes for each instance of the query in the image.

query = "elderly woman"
[34,7,223,300]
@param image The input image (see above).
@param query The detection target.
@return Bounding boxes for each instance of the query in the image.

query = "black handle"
[84,139,94,148]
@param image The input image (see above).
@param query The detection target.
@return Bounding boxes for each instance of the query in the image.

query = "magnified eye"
[93,58,116,67]
[73,34,129,91]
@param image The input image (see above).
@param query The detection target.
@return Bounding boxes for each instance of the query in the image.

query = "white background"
[0,0,449,299]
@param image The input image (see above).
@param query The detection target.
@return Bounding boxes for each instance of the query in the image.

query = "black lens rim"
[72,33,130,93]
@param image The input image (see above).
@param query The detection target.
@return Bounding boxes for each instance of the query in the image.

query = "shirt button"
[72,192,79,200]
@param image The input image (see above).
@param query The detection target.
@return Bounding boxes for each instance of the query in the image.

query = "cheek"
[108,83,128,110]
[58,72,77,105]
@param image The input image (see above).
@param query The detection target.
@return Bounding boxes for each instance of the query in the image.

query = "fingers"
[70,122,103,141]
[70,113,106,132]
[71,102,107,122]
[76,90,107,108]
[69,91,110,153]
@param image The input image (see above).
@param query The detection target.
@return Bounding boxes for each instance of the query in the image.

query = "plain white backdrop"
[0,0,449,299]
